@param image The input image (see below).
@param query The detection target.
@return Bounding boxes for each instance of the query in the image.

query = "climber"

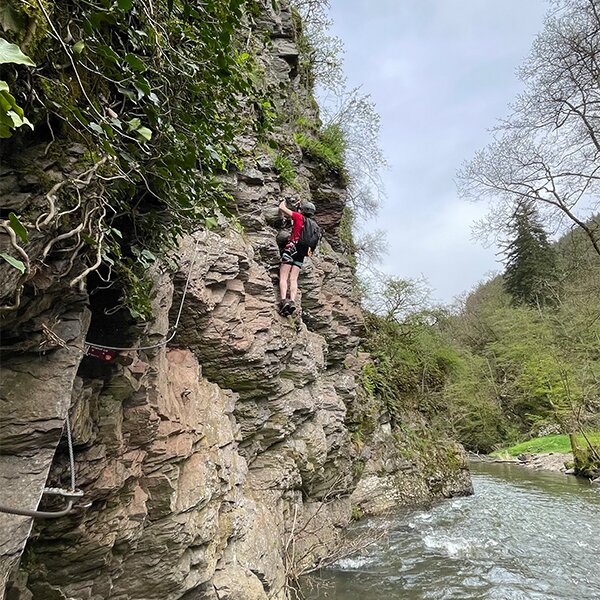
[277,198,320,316]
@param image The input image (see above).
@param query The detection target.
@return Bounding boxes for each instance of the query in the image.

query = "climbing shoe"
[278,299,289,315]
[283,300,296,316]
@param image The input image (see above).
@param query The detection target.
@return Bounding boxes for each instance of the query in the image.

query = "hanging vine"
[1,0,262,317]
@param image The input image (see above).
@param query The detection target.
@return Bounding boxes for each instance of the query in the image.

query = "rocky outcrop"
[0,300,89,594]
[0,2,471,599]
[350,433,472,515]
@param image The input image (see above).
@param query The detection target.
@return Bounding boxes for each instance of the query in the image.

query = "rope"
[84,236,201,352]
[0,413,79,519]
[66,411,76,492]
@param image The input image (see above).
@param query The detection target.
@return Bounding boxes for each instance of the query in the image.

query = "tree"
[459,0,600,258]
[442,351,510,453]
[362,272,431,322]
[292,0,346,92]
[320,87,387,217]
[502,202,558,306]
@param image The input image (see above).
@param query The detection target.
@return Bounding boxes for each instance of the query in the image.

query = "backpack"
[298,217,321,253]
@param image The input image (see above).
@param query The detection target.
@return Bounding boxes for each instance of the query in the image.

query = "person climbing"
[277,198,320,316]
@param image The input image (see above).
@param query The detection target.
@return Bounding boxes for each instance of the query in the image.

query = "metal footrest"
[43,487,84,498]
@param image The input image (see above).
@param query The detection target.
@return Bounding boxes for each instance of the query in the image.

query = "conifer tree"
[502,202,558,306]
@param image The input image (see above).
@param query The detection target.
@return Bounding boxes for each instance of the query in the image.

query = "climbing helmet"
[300,201,316,216]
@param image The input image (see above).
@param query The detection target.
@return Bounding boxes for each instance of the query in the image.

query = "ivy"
[3,0,263,318]
[0,37,35,65]
[0,252,26,273]
[0,37,35,137]
[8,212,28,242]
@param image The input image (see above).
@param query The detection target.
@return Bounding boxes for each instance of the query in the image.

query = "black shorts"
[281,241,309,268]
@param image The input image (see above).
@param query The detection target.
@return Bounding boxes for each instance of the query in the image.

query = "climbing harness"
[83,236,200,353]
[0,413,83,519]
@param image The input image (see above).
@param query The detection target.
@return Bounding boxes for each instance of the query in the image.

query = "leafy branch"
[3,0,263,317]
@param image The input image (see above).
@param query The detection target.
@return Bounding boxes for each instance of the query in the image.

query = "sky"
[326,0,549,304]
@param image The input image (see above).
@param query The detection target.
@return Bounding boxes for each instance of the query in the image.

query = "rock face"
[0,301,89,594]
[0,2,471,599]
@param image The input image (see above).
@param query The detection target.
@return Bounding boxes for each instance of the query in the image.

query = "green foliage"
[273,154,298,188]
[0,213,29,274]
[441,220,600,452]
[115,259,154,321]
[0,38,34,137]
[0,252,26,273]
[442,352,510,452]
[491,433,600,456]
[3,0,264,318]
[487,307,576,429]
[350,505,363,521]
[359,222,599,454]
[502,202,558,307]
[362,310,462,425]
[294,123,347,179]
[8,212,28,242]
[295,114,319,133]
[256,98,278,137]
[0,37,35,65]
[570,433,600,477]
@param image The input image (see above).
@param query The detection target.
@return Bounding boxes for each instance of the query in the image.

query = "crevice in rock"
[85,268,139,351]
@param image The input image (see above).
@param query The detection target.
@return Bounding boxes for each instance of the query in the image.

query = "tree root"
[0,221,31,274]
[0,285,23,314]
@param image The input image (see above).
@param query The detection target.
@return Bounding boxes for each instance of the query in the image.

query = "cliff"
[0,3,471,599]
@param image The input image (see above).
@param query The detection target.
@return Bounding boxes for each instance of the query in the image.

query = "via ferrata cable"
[84,237,200,352]
[0,413,81,519]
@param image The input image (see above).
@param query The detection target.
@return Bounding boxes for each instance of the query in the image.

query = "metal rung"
[43,487,84,498]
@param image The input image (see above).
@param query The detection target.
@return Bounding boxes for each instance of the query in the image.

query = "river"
[304,462,600,599]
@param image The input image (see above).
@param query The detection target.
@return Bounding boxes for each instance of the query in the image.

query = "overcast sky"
[326,0,549,304]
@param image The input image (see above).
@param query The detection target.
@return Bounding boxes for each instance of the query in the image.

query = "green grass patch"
[491,433,600,456]
[294,123,348,181]
[273,154,298,188]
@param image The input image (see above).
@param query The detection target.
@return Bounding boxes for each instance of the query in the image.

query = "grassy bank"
[491,433,600,457]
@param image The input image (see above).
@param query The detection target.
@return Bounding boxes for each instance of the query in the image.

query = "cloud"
[328,0,548,302]
[364,198,501,302]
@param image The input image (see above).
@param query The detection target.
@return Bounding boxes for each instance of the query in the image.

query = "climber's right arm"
[279,199,294,218]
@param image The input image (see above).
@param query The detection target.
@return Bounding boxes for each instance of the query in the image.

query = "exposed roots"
[35,180,62,230]
[0,285,23,314]
[0,221,31,274]
[69,205,108,288]
[57,240,85,279]
[36,157,109,230]
[42,222,85,259]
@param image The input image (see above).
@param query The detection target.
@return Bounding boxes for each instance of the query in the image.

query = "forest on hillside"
[364,212,600,474]
[361,0,600,478]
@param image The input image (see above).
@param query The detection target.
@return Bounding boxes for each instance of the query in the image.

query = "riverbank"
[508,452,573,473]
[480,433,600,479]
[470,451,573,473]
[473,452,600,484]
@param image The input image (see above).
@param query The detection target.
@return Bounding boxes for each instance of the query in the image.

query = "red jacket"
[289,211,304,243]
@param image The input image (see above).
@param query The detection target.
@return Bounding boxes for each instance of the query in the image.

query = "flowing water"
[304,462,600,599]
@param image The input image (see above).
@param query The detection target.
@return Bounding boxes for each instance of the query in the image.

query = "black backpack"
[298,217,321,252]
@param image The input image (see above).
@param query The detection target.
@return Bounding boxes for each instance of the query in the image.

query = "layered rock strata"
[0,2,471,599]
